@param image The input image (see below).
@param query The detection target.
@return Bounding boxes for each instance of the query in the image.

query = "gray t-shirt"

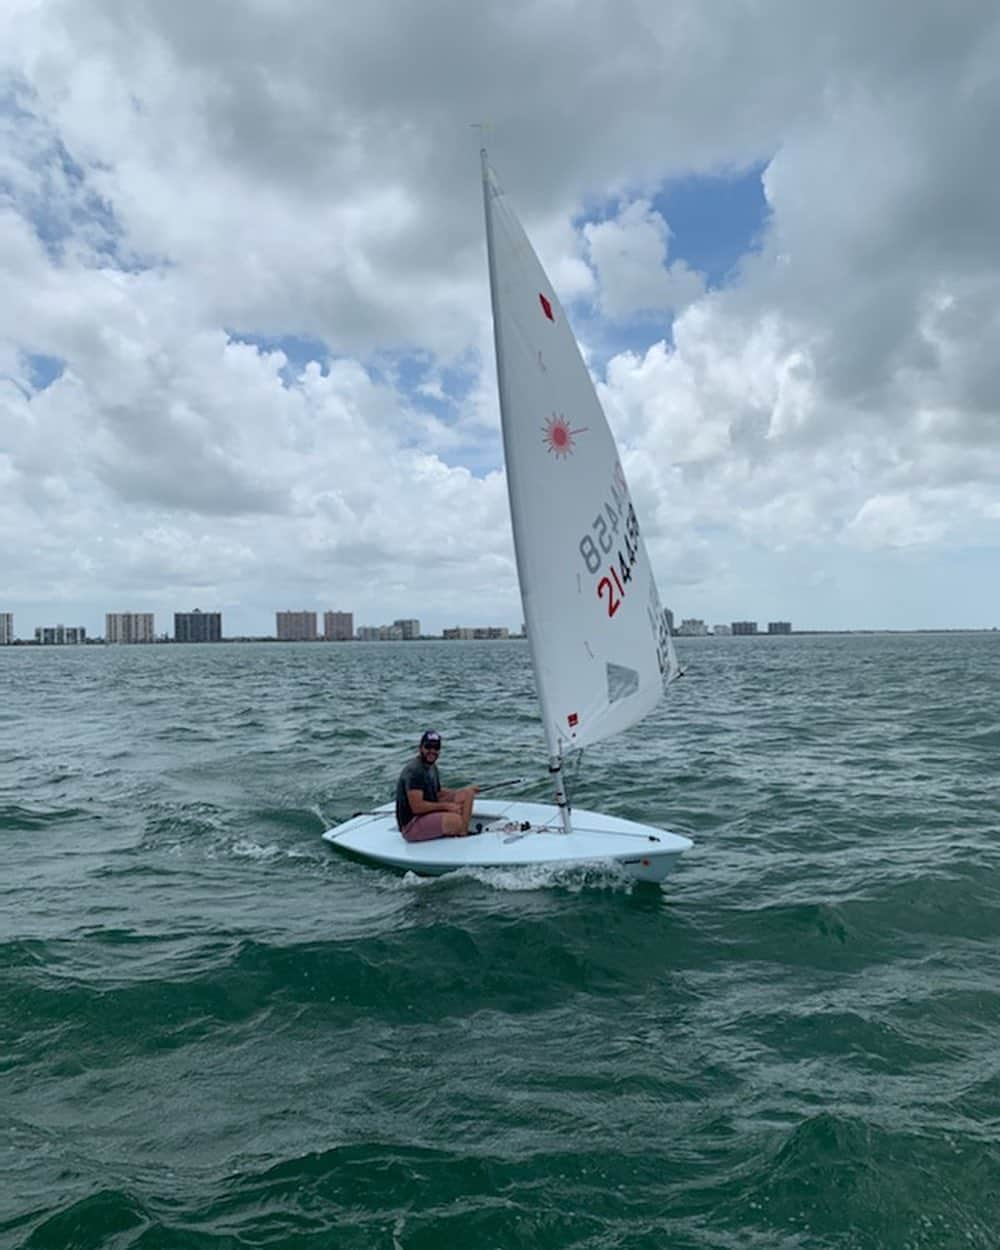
[395,756,440,829]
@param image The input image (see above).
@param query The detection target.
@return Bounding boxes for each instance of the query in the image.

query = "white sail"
[482,152,676,760]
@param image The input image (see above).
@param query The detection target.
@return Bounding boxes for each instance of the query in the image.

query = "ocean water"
[3,633,1000,1250]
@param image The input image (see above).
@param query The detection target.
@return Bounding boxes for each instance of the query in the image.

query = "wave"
[737,1112,1000,1247]
[0,804,93,832]
[398,859,640,894]
[13,1187,152,1250]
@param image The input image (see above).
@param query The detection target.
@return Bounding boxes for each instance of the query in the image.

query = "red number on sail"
[598,576,620,617]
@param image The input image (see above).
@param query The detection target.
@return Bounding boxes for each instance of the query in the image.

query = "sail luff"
[480,150,565,775]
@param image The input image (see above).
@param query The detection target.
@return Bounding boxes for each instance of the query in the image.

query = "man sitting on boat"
[395,730,479,841]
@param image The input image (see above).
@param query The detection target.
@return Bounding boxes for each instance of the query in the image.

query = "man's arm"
[407,788,461,816]
[440,785,479,802]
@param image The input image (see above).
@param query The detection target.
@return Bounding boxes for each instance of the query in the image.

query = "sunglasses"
[422,742,441,752]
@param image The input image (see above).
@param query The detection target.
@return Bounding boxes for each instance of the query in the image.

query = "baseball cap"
[420,730,442,748]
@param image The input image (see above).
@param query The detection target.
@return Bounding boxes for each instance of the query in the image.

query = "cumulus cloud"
[585,200,704,319]
[845,493,947,550]
[2,0,1000,633]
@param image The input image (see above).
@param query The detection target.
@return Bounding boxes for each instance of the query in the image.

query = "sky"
[3,0,1000,638]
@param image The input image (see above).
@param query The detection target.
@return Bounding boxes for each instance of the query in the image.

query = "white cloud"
[2,0,1000,634]
[845,493,947,551]
[585,200,704,319]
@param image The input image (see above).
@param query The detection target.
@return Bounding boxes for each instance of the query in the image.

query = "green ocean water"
[3,634,1000,1250]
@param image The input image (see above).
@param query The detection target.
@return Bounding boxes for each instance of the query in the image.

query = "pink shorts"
[401,813,447,842]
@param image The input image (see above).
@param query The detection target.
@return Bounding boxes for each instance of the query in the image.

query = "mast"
[480,149,572,833]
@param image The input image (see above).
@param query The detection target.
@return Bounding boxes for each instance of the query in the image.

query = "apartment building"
[175,610,222,642]
[323,611,354,641]
[276,611,318,641]
[106,614,155,643]
[35,625,87,645]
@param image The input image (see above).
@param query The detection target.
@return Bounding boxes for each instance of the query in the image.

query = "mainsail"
[481,151,678,766]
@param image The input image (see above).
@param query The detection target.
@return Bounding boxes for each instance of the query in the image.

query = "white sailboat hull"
[323,799,692,884]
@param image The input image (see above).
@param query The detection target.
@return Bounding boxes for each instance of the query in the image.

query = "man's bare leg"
[441,787,475,834]
[441,810,468,837]
[458,786,475,831]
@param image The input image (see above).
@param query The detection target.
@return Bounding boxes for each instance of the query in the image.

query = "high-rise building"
[323,610,354,641]
[678,618,708,636]
[175,610,222,642]
[731,621,758,635]
[106,613,155,643]
[276,611,318,641]
[35,625,86,645]
[393,619,420,640]
[0,613,12,645]
[767,621,792,634]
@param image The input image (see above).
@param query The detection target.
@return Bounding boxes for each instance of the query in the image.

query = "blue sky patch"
[1,85,139,270]
[31,143,121,264]
[226,331,330,386]
[371,348,497,473]
[29,353,65,390]
[651,163,770,288]
[372,350,478,423]
[568,162,771,373]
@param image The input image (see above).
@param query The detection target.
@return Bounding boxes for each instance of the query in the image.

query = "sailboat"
[323,151,692,883]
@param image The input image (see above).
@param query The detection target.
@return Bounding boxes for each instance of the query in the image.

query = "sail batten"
[482,151,674,758]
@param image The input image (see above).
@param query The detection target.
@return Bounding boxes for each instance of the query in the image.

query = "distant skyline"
[6,603,999,643]
[3,3,1000,634]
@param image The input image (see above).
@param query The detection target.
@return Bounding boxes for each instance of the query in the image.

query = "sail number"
[578,464,641,617]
